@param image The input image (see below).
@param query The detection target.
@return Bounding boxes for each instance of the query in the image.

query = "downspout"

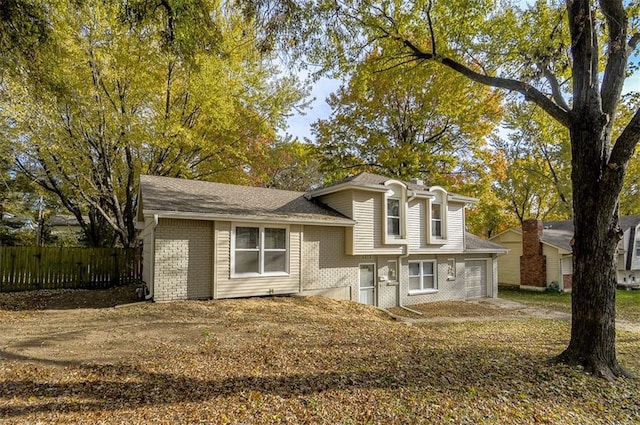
[144,214,159,300]
[397,191,423,316]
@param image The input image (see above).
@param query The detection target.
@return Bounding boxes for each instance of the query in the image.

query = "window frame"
[636,238,640,257]
[382,181,407,244]
[231,224,289,278]
[431,203,443,238]
[408,260,438,294]
[427,188,448,244]
[386,197,401,237]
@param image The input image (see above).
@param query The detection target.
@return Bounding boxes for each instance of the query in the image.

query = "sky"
[284,77,340,142]
[284,70,640,143]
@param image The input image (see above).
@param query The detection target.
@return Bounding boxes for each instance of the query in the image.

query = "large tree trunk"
[555,111,632,380]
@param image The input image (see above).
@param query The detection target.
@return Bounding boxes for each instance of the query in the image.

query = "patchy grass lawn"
[0,294,639,424]
[499,287,640,322]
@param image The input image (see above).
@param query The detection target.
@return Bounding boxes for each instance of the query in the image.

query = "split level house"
[136,172,507,307]
[490,217,640,291]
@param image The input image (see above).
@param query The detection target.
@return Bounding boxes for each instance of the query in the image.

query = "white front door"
[359,264,376,305]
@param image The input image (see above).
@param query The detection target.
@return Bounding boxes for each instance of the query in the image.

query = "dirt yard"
[1,288,639,424]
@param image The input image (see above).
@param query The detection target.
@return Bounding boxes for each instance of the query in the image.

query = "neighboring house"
[136,172,507,306]
[490,217,640,291]
[47,215,85,246]
[1,213,36,232]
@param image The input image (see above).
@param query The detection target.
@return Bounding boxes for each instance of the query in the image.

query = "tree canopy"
[0,0,308,247]
[312,51,502,184]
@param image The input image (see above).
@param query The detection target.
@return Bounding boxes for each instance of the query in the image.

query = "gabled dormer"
[308,172,477,255]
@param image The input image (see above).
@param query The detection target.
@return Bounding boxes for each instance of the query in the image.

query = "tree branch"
[543,67,570,111]
[609,107,640,168]
[600,0,629,119]
[398,39,570,127]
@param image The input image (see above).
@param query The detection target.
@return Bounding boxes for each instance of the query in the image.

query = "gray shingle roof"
[139,175,353,225]
[540,229,573,252]
[310,172,477,202]
[465,232,508,252]
[331,172,430,191]
[503,216,640,253]
[543,216,640,233]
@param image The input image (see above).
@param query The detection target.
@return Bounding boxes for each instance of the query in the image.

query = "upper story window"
[233,225,288,277]
[636,238,640,257]
[428,186,448,243]
[387,198,401,236]
[383,182,406,243]
[431,203,442,238]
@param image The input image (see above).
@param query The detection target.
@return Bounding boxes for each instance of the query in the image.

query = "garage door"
[465,260,488,299]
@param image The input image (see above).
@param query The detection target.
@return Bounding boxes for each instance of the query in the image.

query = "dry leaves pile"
[0,294,639,424]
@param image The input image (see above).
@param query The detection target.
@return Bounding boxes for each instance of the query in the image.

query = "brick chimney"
[520,219,547,288]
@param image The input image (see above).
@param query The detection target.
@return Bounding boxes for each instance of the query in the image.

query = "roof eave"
[448,194,478,204]
[307,181,393,198]
[142,210,356,227]
[540,239,572,254]
[465,248,509,254]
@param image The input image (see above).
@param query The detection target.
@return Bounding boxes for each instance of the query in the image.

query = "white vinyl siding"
[408,199,426,248]
[439,202,464,250]
[352,190,403,254]
[317,191,353,218]
[215,222,300,299]
[353,191,377,250]
[408,200,465,253]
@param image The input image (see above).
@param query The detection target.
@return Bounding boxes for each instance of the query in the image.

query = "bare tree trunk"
[555,110,632,379]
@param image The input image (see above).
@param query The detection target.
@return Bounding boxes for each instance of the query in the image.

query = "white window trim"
[386,197,401,237]
[382,181,407,245]
[426,192,448,244]
[231,224,289,278]
[408,260,438,294]
[635,239,640,257]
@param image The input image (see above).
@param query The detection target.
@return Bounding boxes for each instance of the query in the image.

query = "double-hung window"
[636,238,640,257]
[408,260,437,293]
[233,225,287,276]
[431,203,442,238]
[387,198,401,236]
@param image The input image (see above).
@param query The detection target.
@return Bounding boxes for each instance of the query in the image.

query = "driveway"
[388,297,640,334]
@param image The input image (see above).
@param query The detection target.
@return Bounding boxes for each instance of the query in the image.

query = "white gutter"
[143,210,355,227]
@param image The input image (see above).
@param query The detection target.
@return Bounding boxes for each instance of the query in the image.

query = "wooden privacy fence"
[0,246,142,292]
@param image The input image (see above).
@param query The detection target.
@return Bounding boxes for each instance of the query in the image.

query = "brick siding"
[154,218,212,301]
